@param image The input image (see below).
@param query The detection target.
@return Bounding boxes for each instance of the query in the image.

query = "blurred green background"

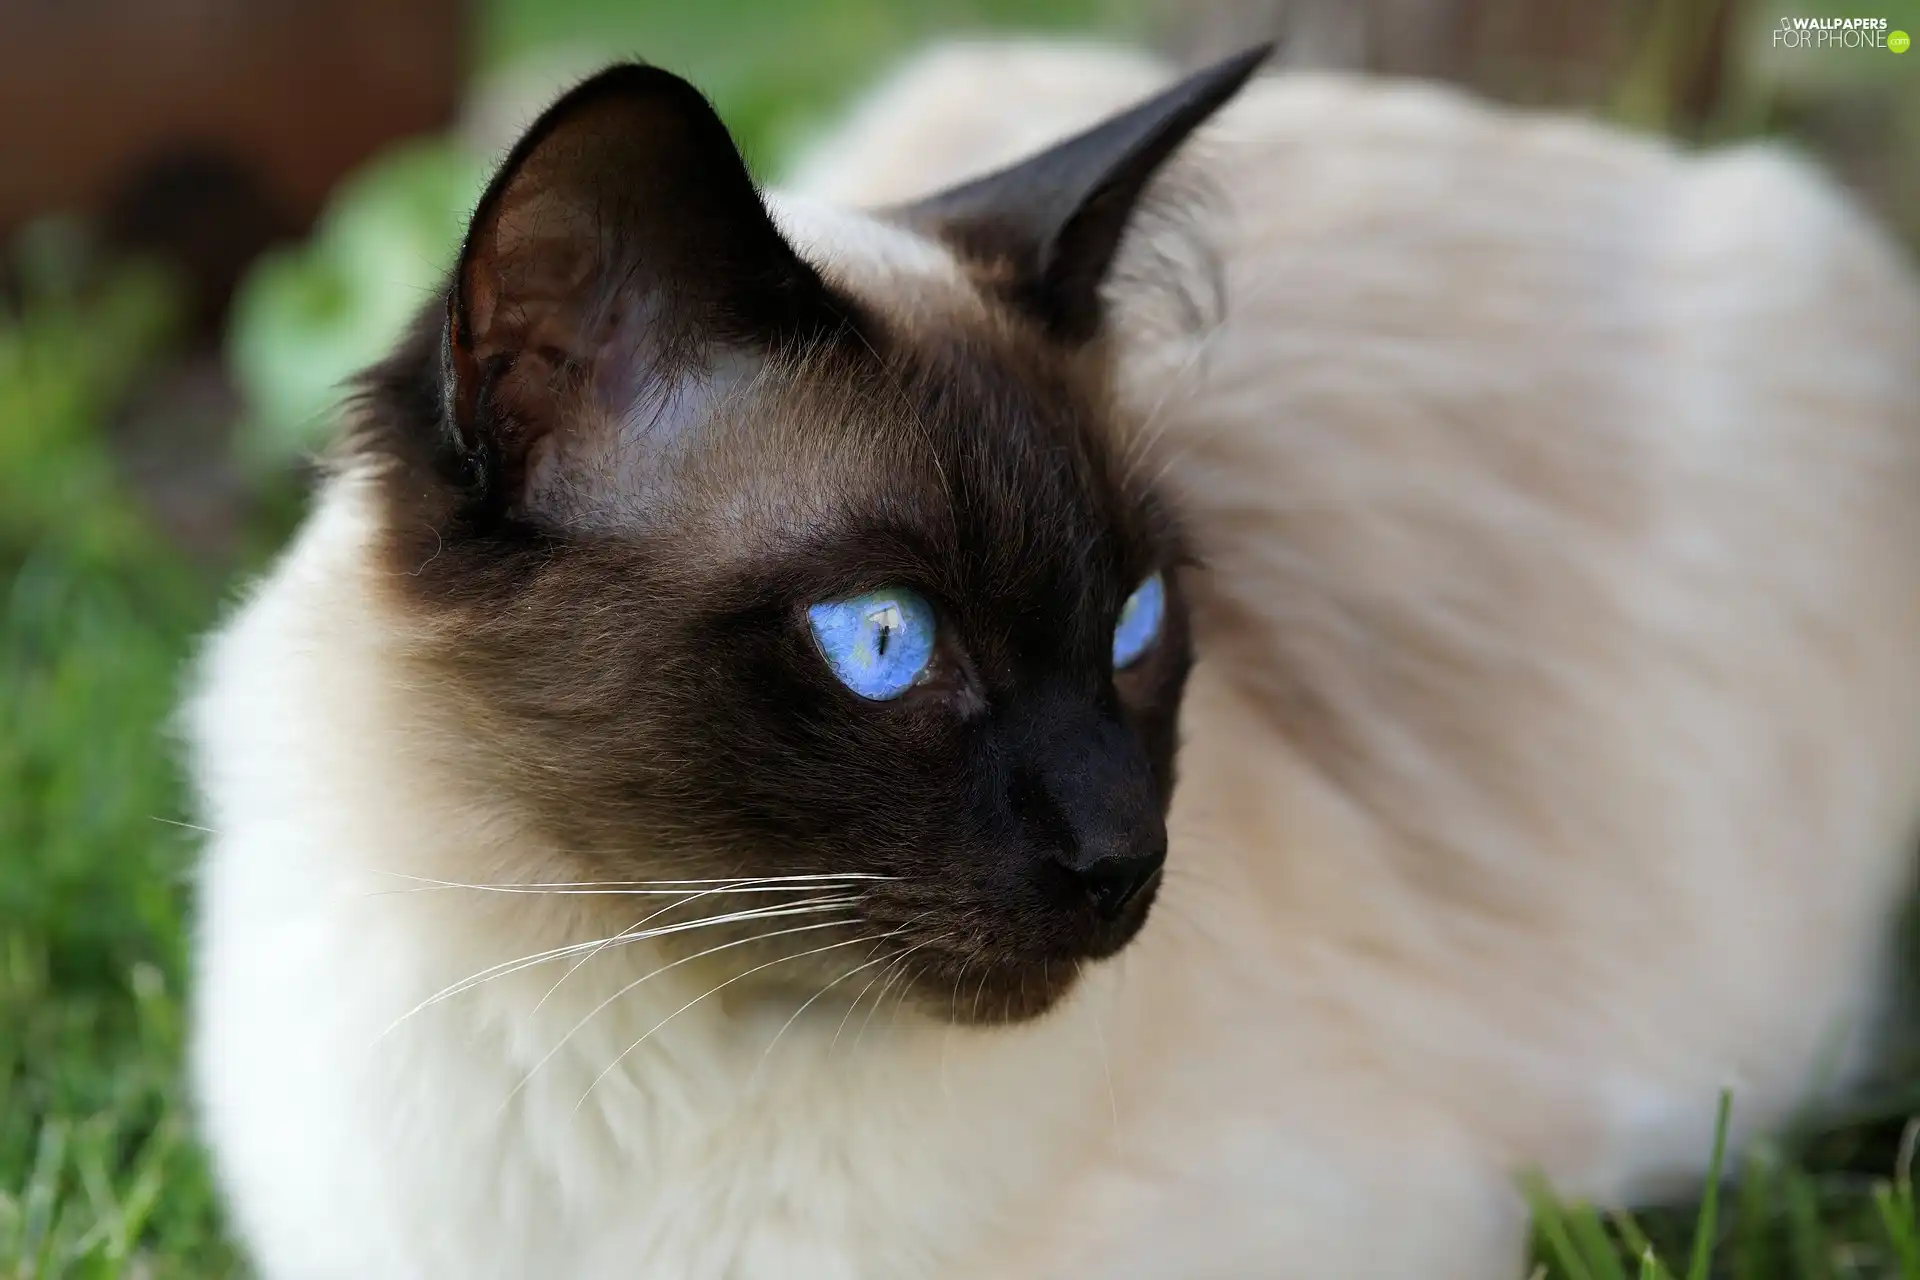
[3,0,1918,1274]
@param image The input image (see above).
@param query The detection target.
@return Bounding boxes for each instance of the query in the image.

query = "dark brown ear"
[893,44,1271,344]
[441,63,839,514]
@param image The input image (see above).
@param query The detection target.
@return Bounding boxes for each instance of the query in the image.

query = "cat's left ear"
[440,63,838,510]
[895,44,1271,344]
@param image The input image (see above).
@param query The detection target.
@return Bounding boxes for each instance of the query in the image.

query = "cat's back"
[795,42,1920,599]
[794,39,1764,236]
[795,40,1916,415]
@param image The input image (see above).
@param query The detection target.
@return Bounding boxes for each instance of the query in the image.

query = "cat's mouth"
[846,871,1163,1025]
[901,949,1086,1025]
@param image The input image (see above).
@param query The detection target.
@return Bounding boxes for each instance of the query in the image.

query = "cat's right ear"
[894,45,1269,345]
[439,64,839,518]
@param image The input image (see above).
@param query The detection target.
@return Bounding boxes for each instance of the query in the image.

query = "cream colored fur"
[190,40,1920,1278]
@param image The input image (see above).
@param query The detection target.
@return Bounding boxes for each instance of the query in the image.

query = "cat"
[186,36,1920,1279]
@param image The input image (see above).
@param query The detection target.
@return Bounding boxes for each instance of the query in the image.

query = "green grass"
[4,0,1920,1274]
[0,248,248,1274]
[1528,1091,1920,1280]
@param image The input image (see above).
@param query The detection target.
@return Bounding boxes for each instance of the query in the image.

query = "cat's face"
[352,53,1263,1023]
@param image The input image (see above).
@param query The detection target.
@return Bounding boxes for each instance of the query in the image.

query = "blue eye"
[1112,573,1165,669]
[808,589,938,700]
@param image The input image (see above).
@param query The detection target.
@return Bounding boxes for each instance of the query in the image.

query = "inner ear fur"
[442,63,841,511]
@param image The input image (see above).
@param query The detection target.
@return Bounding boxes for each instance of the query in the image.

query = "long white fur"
[190,40,1920,1277]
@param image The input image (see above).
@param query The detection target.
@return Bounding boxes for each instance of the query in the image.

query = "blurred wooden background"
[0,0,471,333]
[1,0,1910,333]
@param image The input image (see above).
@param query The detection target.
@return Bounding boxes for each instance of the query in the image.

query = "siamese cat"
[188,37,1920,1279]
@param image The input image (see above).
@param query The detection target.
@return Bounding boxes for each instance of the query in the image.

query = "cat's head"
[351,49,1265,1024]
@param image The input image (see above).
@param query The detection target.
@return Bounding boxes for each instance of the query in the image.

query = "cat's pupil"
[869,603,905,659]
[809,592,933,701]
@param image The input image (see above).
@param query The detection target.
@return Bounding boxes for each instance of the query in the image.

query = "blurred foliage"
[0,229,242,1273]
[228,142,486,469]
[227,0,1126,464]
[478,0,1136,143]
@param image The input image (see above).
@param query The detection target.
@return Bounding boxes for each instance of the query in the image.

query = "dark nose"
[1074,845,1166,921]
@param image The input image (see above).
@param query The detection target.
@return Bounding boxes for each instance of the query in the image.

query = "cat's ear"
[440,63,837,514]
[894,44,1271,344]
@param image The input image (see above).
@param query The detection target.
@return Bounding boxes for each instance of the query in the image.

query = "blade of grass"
[107,1111,182,1261]
[1523,1172,1599,1280]
[1733,1143,1777,1280]
[1610,1210,1676,1280]
[1567,1200,1631,1280]
[1874,1180,1920,1276]
[1780,1164,1832,1280]
[1685,1090,1733,1280]
[19,1117,69,1272]
[62,1115,127,1263]
[1526,1175,1597,1280]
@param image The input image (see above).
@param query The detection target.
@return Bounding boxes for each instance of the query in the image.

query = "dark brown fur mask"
[350,49,1267,1023]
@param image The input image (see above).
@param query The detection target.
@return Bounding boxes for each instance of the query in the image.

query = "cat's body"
[190,41,1920,1279]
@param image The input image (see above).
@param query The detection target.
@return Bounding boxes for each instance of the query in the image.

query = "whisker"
[379,896,860,1041]
[831,950,902,1057]
[852,939,936,1054]
[885,950,939,1034]
[941,954,974,1102]
[529,898,699,1019]
[820,910,939,1058]
[528,880,867,1016]
[575,930,885,1112]
[506,915,861,1110]
[749,936,910,1086]
[1080,958,1121,1144]
[970,962,993,1023]
[150,815,218,835]
[369,870,894,897]
[528,884,731,1018]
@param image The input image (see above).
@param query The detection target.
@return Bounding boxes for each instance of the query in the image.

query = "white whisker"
[575,930,884,1113]
[940,954,973,1104]
[507,915,862,1111]
[820,912,938,1057]
[749,936,909,1085]
[853,939,935,1054]
[885,950,939,1034]
[151,815,219,835]
[378,896,859,1041]
[529,896,701,1019]
[368,870,894,898]
[831,949,901,1057]
[1080,958,1121,1145]
[528,880,862,1016]
[970,964,993,1023]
